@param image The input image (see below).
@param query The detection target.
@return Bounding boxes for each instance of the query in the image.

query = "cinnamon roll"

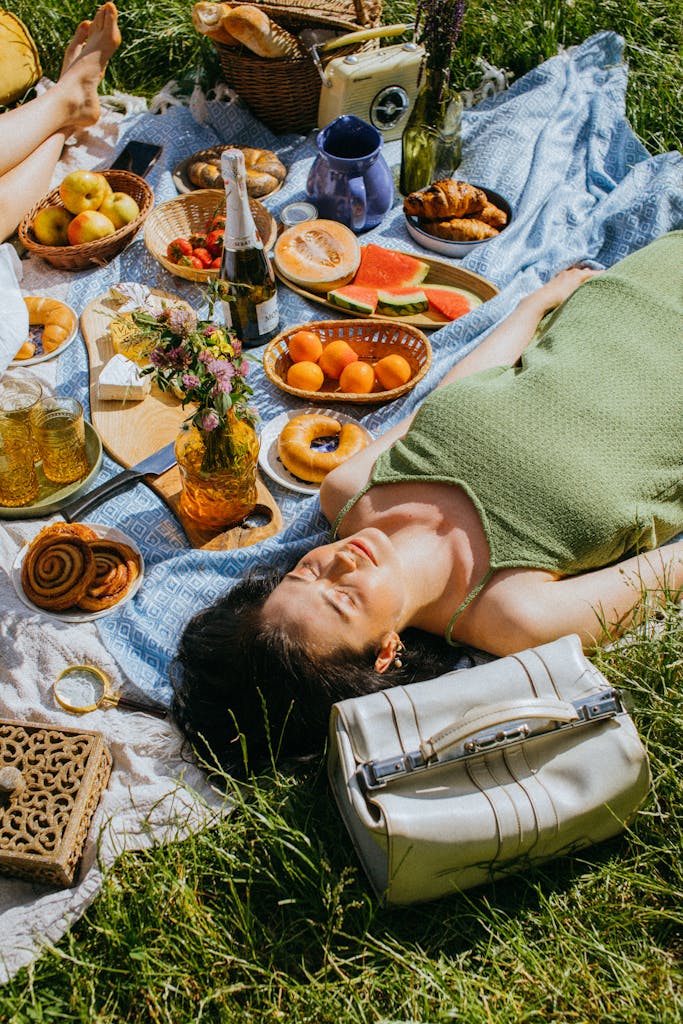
[21,527,96,611]
[77,540,141,611]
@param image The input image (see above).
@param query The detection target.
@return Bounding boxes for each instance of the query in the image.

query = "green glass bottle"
[219,148,280,348]
[400,70,464,196]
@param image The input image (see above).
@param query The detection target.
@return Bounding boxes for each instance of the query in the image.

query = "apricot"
[375,354,412,390]
[287,329,323,363]
[339,360,376,394]
[318,339,358,380]
[287,360,324,392]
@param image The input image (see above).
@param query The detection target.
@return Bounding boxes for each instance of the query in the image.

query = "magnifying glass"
[54,666,168,719]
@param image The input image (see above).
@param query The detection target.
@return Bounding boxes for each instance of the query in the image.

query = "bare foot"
[60,20,92,79]
[59,3,122,128]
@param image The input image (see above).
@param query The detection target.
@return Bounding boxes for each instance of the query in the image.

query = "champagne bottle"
[218,148,280,347]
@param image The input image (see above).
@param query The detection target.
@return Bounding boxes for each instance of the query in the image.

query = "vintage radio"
[318,38,425,142]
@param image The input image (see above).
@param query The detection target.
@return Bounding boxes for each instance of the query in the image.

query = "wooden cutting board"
[80,289,282,550]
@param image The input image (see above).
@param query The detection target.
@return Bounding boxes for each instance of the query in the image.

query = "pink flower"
[182,373,201,390]
[200,410,220,432]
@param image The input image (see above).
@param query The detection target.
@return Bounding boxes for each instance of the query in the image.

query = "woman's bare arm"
[458,540,683,655]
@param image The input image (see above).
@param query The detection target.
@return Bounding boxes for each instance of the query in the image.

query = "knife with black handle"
[60,441,176,522]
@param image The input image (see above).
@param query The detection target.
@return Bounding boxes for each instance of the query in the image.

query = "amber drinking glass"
[30,396,89,484]
[0,413,39,506]
[0,373,43,461]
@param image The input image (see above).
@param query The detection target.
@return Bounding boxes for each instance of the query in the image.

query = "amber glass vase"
[399,70,464,195]
[175,411,259,531]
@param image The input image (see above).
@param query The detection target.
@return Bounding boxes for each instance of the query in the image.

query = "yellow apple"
[97,173,114,202]
[67,210,117,245]
[99,192,140,229]
[59,170,109,214]
[33,206,73,246]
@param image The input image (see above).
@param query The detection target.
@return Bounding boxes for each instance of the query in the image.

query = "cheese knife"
[60,441,177,522]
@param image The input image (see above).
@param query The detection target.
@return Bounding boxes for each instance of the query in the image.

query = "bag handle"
[420,697,578,761]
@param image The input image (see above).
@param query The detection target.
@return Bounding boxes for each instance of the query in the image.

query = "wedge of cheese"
[98,353,151,402]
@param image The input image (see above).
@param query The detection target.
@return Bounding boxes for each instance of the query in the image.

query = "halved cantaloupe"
[274,219,360,294]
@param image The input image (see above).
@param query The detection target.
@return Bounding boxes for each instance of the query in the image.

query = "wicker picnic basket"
[213,0,383,133]
[18,170,154,271]
[263,319,432,403]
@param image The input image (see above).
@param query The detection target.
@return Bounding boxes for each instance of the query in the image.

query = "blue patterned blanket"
[54,32,682,703]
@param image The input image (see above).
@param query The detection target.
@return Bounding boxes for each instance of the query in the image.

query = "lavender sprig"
[415,0,466,102]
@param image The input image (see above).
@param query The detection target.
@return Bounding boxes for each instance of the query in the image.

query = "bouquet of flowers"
[127,297,257,473]
[415,0,466,105]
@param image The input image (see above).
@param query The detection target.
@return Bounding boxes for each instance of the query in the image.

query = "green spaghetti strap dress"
[332,231,683,644]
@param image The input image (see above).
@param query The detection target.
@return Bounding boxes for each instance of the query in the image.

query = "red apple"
[67,210,116,245]
[99,192,140,229]
[33,206,73,246]
[59,170,109,214]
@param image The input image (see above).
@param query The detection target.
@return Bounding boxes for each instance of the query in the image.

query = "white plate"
[10,303,79,367]
[12,523,144,622]
[258,408,373,495]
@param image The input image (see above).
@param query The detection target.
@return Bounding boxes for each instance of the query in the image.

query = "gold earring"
[393,640,405,669]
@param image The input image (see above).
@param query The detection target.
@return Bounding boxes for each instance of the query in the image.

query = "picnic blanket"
[1,30,682,981]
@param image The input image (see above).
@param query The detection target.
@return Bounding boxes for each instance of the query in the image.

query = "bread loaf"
[222,4,302,59]
[192,2,238,45]
[187,145,286,197]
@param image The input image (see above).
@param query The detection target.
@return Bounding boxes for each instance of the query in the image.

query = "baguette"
[222,4,302,59]
[192,3,238,46]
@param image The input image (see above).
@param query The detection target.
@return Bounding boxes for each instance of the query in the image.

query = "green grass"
[8,0,683,152]
[1,597,682,1022]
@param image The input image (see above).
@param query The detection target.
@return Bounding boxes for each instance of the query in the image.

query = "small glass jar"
[278,202,318,235]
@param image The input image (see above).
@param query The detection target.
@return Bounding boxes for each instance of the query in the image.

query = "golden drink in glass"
[0,414,39,506]
[0,373,43,461]
[30,396,89,484]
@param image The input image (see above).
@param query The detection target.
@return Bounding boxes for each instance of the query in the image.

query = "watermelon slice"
[422,285,473,321]
[376,289,428,316]
[354,244,430,289]
[327,284,378,314]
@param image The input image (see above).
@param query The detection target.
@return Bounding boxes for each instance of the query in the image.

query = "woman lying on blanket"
[173,231,683,770]
[0,4,121,243]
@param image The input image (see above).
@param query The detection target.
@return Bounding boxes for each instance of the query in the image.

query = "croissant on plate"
[421,217,499,242]
[403,180,487,221]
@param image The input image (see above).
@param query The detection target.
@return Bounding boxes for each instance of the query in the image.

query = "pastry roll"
[403,180,487,221]
[478,201,508,229]
[422,218,499,241]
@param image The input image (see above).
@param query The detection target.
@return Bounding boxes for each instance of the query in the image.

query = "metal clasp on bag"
[357,688,625,792]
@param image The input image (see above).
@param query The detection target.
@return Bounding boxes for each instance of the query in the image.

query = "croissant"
[478,201,508,229]
[24,295,76,353]
[422,218,499,241]
[403,180,487,221]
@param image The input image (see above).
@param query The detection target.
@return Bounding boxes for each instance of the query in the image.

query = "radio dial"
[370,85,411,131]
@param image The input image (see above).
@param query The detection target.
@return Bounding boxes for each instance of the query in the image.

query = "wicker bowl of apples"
[18,169,154,271]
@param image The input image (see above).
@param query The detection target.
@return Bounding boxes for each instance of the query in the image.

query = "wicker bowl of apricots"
[263,320,432,404]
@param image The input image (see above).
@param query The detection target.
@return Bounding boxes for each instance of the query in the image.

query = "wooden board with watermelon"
[274,241,499,329]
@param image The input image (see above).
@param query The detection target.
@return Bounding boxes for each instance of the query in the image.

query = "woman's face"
[262,528,406,659]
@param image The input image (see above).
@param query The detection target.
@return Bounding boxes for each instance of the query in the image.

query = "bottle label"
[228,234,263,252]
[255,294,279,334]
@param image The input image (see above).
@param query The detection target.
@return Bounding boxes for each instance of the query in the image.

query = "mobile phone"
[110,140,163,178]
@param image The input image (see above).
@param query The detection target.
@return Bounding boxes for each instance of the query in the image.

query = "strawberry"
[167,237,192,262]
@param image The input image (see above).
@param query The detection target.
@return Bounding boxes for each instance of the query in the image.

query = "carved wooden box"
[0,719,112,887]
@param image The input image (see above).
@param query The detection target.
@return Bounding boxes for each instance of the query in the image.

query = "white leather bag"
[328,635,651,905]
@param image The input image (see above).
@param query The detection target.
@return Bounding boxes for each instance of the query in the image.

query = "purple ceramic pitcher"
[306,115,394,233]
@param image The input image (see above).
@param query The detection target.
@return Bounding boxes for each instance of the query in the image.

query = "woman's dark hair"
[171,568,458,775]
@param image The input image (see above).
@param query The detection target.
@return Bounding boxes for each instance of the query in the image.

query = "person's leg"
[0,3,121,241]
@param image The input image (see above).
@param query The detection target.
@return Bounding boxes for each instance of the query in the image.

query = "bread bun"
[222,4,302,59]
[23,295,76,353]
[187,145,286,197]
[192,3,238,45]
[278,413,368,484]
